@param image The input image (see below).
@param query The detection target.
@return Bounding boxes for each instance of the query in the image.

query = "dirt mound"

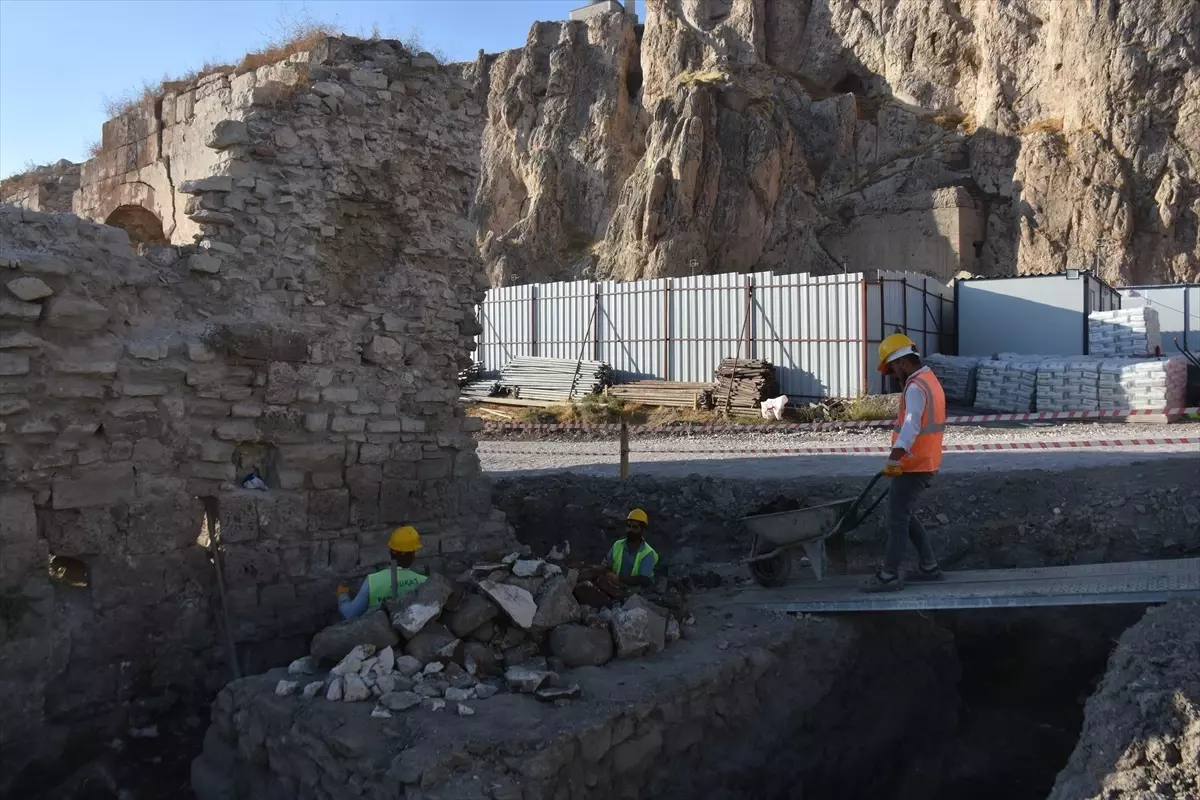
[1048,599,1200,800]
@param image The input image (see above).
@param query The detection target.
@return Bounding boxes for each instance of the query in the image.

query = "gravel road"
[477,421,1200,478]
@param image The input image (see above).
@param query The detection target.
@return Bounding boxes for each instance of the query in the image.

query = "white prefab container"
[476,270,955,400]
[1118,284,1199,355]
[955,272,1121,357]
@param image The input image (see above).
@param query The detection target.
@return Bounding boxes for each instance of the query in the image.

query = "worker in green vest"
[601,509,659,587]
[336,526,427,619]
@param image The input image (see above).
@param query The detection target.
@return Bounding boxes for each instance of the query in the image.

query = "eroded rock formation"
[472,0,1200,286]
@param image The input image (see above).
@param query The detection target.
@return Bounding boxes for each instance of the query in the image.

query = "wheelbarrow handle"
[836,471,889,533]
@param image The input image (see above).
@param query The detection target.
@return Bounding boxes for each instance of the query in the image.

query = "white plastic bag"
[760,395,789,421]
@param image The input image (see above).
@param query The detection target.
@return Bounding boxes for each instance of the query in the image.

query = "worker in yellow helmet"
[601,509,659,587]
[336,526,428,619]
[863,333,946,593]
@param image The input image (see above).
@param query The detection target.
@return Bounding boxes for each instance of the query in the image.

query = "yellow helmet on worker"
[627,508,649,526]
[878,333,918,373]
[387,525,422,553]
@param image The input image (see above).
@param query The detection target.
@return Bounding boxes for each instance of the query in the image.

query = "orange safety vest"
[891,368,946,473]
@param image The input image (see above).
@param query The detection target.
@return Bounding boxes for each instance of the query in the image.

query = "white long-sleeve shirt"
[893,367,931,454]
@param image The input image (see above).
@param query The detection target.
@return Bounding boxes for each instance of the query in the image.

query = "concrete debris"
[380,691,422,712]
[370,705,392,719]
[512,559,544,577]
[393,655,422,678]
[479,580,536,629]
[311,611,397,663]
[325,677,343,702]
[302,681,324,700]
[506,667,553,694]
[287,656,317,676]
[391,602,441,638]
[342,673,370,703]
[549,624,615,668]
[535,685,581,703]
[274,680,299,697]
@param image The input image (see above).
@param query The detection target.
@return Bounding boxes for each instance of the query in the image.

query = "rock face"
[1048,599,1200,800]
[472,0,1200,286]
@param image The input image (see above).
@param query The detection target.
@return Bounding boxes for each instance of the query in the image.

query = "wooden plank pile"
[711,358,780,413]
[606,381,713,409]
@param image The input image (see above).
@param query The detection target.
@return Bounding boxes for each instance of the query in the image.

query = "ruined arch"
[104,204,167,248]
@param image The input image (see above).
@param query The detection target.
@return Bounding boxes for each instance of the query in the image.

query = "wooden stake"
[619,420,630,481]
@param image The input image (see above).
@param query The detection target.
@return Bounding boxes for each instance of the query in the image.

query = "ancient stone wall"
[0,159,82,213]
[0,35,510,790]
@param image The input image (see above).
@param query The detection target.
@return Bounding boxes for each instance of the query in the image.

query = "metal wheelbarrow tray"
[742,472,889,587]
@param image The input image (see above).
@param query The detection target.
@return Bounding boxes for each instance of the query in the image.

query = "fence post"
[619,421,630,482]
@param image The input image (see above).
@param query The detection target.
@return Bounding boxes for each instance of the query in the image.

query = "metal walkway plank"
[734,558,1200,612]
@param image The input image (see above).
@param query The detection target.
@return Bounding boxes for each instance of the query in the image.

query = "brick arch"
[104,204,167,247]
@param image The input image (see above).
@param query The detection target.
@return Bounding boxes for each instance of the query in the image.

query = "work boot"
[861,570,904,593]
[907,564,945,582]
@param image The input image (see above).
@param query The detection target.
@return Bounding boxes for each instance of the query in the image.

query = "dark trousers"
[883,472,938,574]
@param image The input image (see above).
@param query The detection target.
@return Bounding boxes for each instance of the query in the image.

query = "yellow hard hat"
[627,508,649,526]
[387,526,421,552]
[878,333,918,373]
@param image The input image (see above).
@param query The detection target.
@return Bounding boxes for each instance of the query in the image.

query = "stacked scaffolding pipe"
[499,357,613,402]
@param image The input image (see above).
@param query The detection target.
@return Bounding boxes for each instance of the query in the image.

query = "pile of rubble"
[279,549,689,719]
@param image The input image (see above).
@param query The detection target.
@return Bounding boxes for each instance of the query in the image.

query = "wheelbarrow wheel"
[748,536,793,587]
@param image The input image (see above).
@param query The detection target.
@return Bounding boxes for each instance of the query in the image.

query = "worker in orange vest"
[863,334,947,593]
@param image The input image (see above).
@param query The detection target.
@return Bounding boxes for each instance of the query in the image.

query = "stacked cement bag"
[1035,358,1102,411]
[924,354,984,405]
[974,358,1041,412]
[1088,307,1162,357]
[1097,357,1187,410]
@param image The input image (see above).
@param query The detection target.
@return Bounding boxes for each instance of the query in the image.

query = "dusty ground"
[477,421,1200,478]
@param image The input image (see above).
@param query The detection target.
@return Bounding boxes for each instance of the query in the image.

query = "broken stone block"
[426,698,447,712]
[549,624,614,668]
[444,593,499,638]
[380,691,421,711]
[444,687,475,702]
[415,682,444,699]
[275,679,299,697]
[370,705,392,719]
[287,656,317,676]
[505,667,553,694]
[391,603,441,638]
[512,559,544,578]
[189,253,222,275]
[343,673,370,702]
[207,120,249,149]
[310,610,398,662]
[393,655,422,678]
[326,677,344,701]
[532,576,581,631]
[475,683,500,700]
[611,607,654,659]
[331,650,364,678]
[622,596,667,654]
[478,580,536,629]
[462,642,500,676]
[404,623,457,664]
[573,581,612,609]
[6,277,52,301]
[43,295,109,330]
[457,704,475,717]
[468,620,496,643]
[302,681,324,699]
[374,674,397,695]
[377,646,395,673]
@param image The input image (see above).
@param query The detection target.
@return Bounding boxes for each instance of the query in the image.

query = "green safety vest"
[366,566,427,609]
[609,540,659,579]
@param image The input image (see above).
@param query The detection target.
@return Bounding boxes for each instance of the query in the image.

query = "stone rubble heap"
[290,547,688,718]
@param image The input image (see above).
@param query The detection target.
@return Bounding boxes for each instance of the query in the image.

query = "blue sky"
[0,0,612,177]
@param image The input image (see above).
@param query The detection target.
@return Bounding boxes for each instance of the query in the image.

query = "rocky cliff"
[472,0,1200,287]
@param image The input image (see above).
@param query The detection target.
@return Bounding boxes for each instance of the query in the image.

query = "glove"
[335,584,350,598]
[883,460,903,478]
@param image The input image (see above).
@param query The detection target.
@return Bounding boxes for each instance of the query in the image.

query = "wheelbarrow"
[742,472,890,587]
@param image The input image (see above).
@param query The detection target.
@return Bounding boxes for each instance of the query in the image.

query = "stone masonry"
[0,35,510,789]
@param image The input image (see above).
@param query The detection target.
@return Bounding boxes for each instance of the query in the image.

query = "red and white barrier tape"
[478,437,1200,457]
[480,406,1200,434]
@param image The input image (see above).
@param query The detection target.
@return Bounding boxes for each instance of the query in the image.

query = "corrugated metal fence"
[477,270,954,399]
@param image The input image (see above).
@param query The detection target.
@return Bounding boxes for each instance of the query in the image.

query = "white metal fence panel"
[1120,284,1199,353]
[476,269,955,399]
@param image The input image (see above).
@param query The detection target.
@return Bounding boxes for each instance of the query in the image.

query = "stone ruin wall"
[0,36,508,784]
